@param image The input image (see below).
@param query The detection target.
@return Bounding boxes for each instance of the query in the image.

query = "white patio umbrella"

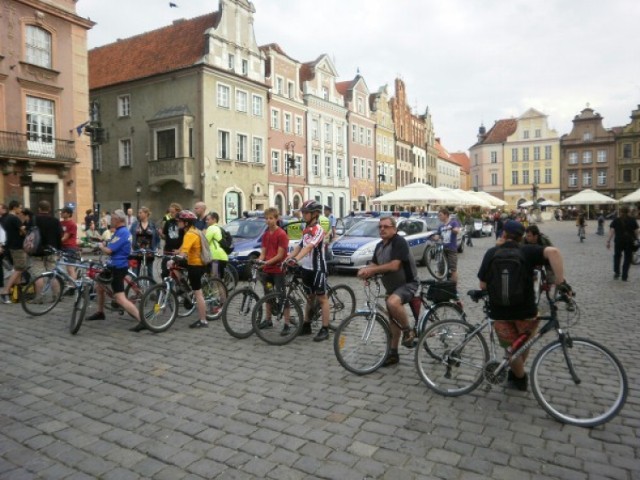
[619,188,640,203]
[560,189,618,205]
[436,187,474,206]
[454,189,493,208]
[372,182,457,206]
[539,199,560,207]
[469,191,508,207]
[519,200,534,208]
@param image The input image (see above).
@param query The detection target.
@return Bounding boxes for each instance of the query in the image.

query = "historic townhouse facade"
[337,75,375,212]
[261,43,306,215]
[300,55,349,217]
[423,108,438,186]
[450,151,471,191]
[503,108,560,207]
[370,85,395,206]
[0,0,93,216]
[469,119,517,199]
[89,1,269,222]
[435,138,460,189]
[614,104,640,198]
[560,106,616,201]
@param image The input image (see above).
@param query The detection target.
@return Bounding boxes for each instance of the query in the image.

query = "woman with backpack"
[204,212,229,281]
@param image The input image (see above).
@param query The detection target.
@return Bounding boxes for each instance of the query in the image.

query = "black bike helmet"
[300,200,322,214]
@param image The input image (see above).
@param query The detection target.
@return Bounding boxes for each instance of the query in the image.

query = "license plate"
[337,257,351,265]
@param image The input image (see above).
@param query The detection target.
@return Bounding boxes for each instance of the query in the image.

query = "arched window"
[275,194,284,216]
[26,25,52,68]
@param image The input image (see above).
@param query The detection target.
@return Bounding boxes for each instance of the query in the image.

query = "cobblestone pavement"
[1,220,638,479]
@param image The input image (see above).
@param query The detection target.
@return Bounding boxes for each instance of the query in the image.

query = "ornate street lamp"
[284,141,296,215]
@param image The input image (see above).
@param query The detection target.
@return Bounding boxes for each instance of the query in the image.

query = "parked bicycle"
[414,288,628,427]
[221,259,263,339]
[333,275,464,375]
[424,240,449,281]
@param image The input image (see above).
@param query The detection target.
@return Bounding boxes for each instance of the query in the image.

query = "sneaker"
[129,323,148,332]
[401,328,417,349]
[313,326,329,342]
[1,294,13,304]
[280,324,292,336]
[189,319,208,329]
[86,311,106,321]
[382,352,399,367]
[258,319,273,329]
[300,322,312,336]
[507,370,528,392]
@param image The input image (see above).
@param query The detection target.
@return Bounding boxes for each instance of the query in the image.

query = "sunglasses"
[378,225,394,230]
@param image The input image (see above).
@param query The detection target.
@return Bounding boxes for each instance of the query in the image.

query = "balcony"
[148,156,195,191]
[0,130,76,163]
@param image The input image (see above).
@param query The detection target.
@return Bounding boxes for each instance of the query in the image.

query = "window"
[236,134,248,161]
[597,170,607,186]
[325,156,332,177]
[188,128,193,157]
[583,131,592,141]
[352,157,358,177]
[312,154,319,176]
[119,138,132,167]
[582,151,592,164]
[359,127,365,144]
[367,160,373,180]
[522,170,529,184]
[118,95,130,117]
[271,151,280,173]
[583,171,592,186]
[156,129,175,159]
[544,168,552,183]
[311,119,319,140]
[622,169,631,182]
[523,130,529,139]
[522,147,529,161]
[511,148,518,162]
[26,96,54,156]
[295,116,303,136]
[490,151,497,163]
[252,137,263,163]
[568,172,577,187]
[294,155,302,176]
[533,169,540,184]
[241,59,248,75]
[336,158,343,179]
[367,129,372,146]
[545,145,552,160]
[491,173,498,186]
[233,90,247,113]
[351,124,357,142]
[276,77,284,95]
[287,81,295,99]
[25,25,52,68]
[252,95,263,116]
[535,129,541,138]
[568,152,578,164]
[533,146,540,160]
[270,109,280,129]
[336,125,343,145]
[623,144,632,158]
[597,150,607,163]
[284,113,292,133]
[217,84,230,108]
[324,122,332,142]
[360,159,366,179]
[322,86,329,100]
[512,171,519,185]
[228,54,235,70]
[218,130,230,159]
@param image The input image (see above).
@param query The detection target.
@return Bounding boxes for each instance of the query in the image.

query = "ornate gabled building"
[0,0,94,216]
[434,138,460,189]
[89,0,269,222]
[299,55,349,216]
[370,85,395,206]
[614,104,640,198]
[560,106,616,200]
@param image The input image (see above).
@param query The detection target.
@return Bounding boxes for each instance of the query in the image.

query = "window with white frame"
[491,173,498,185]
[597,150,607,162]
[583,171,592,186]
[583,131,592,141]
[336,157,343,179]
[359,127,365,144]
[26,25,52,68]
[512,171,519,185]
[218,130,230,159]
[512,148,518,161]
[294,155,302,175]
[544,168,552,183]
[325,156,332,177]
[535,129,541,138]
[336,125,343,145]
[522,147,529,161]
[351,124,357,142]
[287,81,294,99]
[252,137,263,163]
[236,90,248,113]
[236,134,248,161]
[276,77,284,95]
[568,172,577,187]
[360,159,366,178]
[92,145,102,171]
[534,169,541,184]
[311,119,319,140]
[582,151,592,163]
[295,116,303,136]
[118,95,130,117]
[312,154,319,176]
[491,151,497,163]
[523,130,529,139]
[217,84,230,108]
[271,150,280,173]
[545,145,552,160]
[324,122,332,142]
[367,160,372,180]
[156,129,176,159]
[352,157,358,177]
[533,146,540,160]
[228,54,235,70]
[119,138,132,167]
[270,109,280,129]
[597,170,607,186]
[241,59,248,75]
[322,86,329,100]
[522,170,529,184]
[26,96,54,152]
[284,113,292,133]
[568,152,578,164]
[367,129,372,146]
[252,95,263,116]
[357,97,364,114]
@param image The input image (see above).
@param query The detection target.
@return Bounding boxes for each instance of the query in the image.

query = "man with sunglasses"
[357,215,419,366]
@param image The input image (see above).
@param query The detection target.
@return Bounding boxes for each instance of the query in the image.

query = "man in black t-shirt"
[160,203,184,278]
[606,206,639,281]
[1,201,26,303]
[31,200,63,277]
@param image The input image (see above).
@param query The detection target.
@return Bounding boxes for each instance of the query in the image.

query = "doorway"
[29,182,56,210]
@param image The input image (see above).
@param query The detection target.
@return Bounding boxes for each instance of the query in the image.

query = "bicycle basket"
[426,280,458,303]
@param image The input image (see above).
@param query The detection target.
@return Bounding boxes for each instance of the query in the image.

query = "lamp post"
[531,182,539,208]
[377,170,385,212]
[135,180,142,212]
[284,141,296,215]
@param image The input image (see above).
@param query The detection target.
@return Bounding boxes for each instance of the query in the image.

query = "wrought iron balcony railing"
[0,130,77,162]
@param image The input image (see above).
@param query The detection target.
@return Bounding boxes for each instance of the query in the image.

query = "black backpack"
[486,246,527,307]
[218,227,234,254]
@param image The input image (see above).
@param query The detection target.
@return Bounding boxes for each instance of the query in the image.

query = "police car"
[328,216,438,271]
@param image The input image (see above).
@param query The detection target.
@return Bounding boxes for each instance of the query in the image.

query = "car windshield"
[344,220,380,237]
[226,220,266,239]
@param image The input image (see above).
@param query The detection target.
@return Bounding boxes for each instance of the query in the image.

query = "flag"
[75,121,90,136]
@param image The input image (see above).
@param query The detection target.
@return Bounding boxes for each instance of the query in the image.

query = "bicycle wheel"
[327,284,356,330]
[177,289,196,318]
[202,276,227,321]
[69,285,90,335]
[139,284,178,332]
[415,320,489,397]
[221,288,259,339]
[21,272,64,316]
[425,246,448,281]
[334,312,391,375]
[417,302,465,334]
[222,264,239,292]
[124,275,155,306]
[252,291,304,345]
[530,337,628,427]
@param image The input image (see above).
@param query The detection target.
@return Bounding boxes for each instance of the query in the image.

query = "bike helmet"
[177,210,197,222]
[300,200,322,214]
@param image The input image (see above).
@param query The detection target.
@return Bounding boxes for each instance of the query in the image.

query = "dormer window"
[26,25,52,68]
[583,131,592,141]
[228,54,235,71]
[322,87,329,100]
[241,59,248,75]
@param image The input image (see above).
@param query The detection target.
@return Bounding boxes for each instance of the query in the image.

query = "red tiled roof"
[435,138,450,160]
[335,80,350,95]
[259,42,299,63]
[482,119,517,144]
[450,152,470,172]
[89,12,220,90]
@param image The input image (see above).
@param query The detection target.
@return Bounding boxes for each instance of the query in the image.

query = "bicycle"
[250,263,356,346]
[333,275,464,375]
[414,288,628,427]
[138,255,227,333]
[423,240,449,281]
[221,259,262,339]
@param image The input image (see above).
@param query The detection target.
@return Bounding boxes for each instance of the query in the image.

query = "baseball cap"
[112,209,127,221]
[60,206,74,215]
[503,220,525,236]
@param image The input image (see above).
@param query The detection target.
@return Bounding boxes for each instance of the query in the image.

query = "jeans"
[613,242,632,279]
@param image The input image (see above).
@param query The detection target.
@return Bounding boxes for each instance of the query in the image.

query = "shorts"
[30,255,54,277]
[301,268,327,296]
[388,282,419,304]
[493,318,540,348]
[111,267,128,294]
[187,265,206,290]
[259,271,284,294]
[10,249,28,271]
[444,248,458,272]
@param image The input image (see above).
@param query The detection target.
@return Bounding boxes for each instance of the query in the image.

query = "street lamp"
[531,182,539,208]
[135,180,142,212]
[376,167,385,212]
[284,141,296,215]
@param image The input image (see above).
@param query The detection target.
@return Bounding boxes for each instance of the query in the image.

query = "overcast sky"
[77,0,640,153]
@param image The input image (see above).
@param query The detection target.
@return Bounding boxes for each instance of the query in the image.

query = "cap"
[112,209,127,221]
[324,205,332,211]
[503,220,525,236]
[60,206,74,215]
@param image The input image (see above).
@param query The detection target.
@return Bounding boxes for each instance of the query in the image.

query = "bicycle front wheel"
[202,276,227,321]
[334,312,391,375]
[415,320,489,396]
[21,272,64,316]
[69,285,90,335]
[417,302,465,334]
[425,247,448,281]
[531,337,628,427]
[221,288,259,339]
[252,292,304,345]
[327,284,356,330]
[139,284,178,332]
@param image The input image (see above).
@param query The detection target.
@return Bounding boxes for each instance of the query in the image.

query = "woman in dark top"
[129,206,160,278]
[606,206,639,281]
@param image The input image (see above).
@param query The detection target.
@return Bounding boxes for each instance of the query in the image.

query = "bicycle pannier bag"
[23,220,42,256]
[486,247,527,307]
[426,281,458,303]
[196,230,213,265]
